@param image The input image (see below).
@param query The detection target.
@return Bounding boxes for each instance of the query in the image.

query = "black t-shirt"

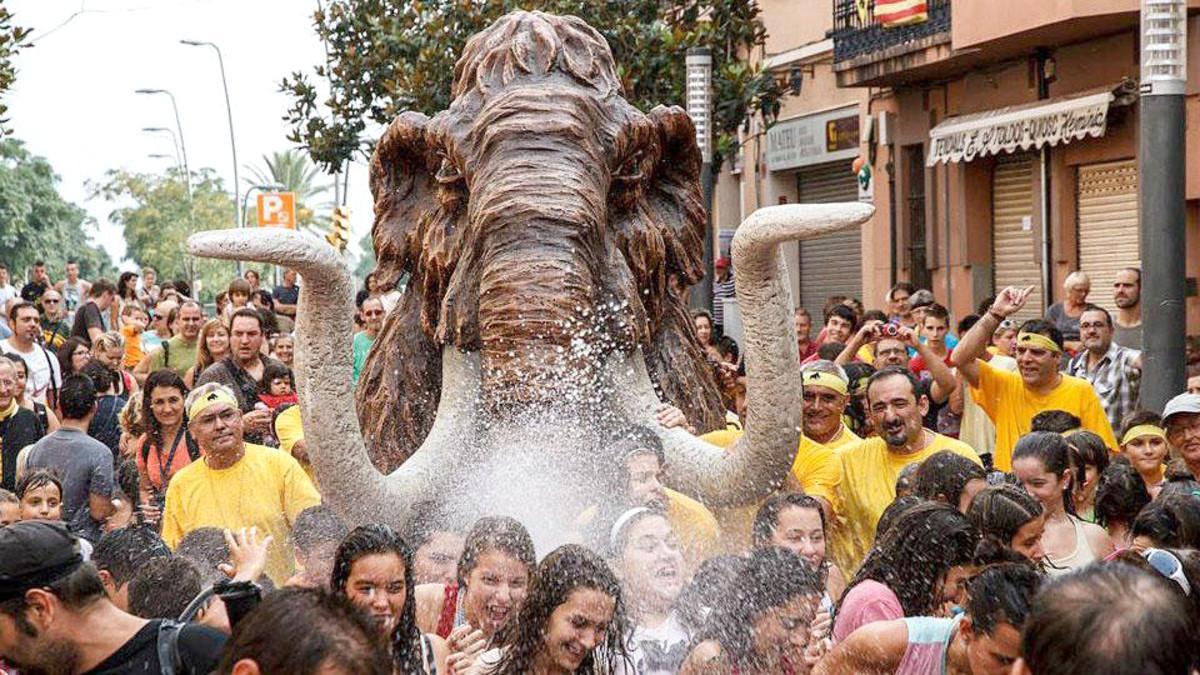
[20,280,49,303]
[82,620,226,675]
[0,408,45,491]
[71,301,105,344]
[272,284,299,306]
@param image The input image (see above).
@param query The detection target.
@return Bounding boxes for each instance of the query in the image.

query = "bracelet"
[987,310,1006,323]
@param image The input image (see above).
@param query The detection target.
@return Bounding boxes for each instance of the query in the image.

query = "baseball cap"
[909,289,935,310]
[1163,393,1200,426]
[715,256,730,269]
[0,521,84,602]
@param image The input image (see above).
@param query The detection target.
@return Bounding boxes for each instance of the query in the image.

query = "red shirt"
[909,349,953,377]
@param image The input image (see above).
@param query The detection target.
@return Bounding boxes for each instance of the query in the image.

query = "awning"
[926,81,1138,166]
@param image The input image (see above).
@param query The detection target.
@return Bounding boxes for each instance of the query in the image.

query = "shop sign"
[766,105,860,172]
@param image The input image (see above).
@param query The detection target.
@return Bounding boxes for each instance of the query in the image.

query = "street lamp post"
[1139,0,1188,411]
[142,127,189,194]
[134,89,191,196]
[181,39,241,254]
[686,47,715,315]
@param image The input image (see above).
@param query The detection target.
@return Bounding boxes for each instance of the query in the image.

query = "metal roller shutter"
[1077,160,1139,312]
[797,162,862,324]
[992,155,1042,321]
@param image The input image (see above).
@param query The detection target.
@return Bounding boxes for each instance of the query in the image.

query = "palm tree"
[244,149,332,229]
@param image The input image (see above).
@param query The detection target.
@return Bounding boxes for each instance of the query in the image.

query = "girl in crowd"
[814,562,1041,675]
[56,336,91,377]
[833,502,979,642]
[15,469,61,522]
[331,524,448,674]
[1131,494,1200,550]
[271,333,295,369]
[1092,460,1151,549]
[608,507,690,675]
[692,310,721,362]
[113,272,140,326]
[131,369,198,516]
[681,546,825,674]
[1011,431,1114,576]
[1118,411,1170,498]
[1065,430,1111,522]
[415,516,536,642]
[186,318,230,388]
[967,484,1046,564]
[1,353,57,434]
[91,331,136,396]
[752,492,846,606]
[473,544,628,675]
[911,451,988,514]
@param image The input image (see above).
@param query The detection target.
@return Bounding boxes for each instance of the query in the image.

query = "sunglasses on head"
[1144,548,1191,596]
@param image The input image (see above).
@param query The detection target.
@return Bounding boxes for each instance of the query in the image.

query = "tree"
[0,3,30,135]
[244,148,332,229]
[0,138,112,280]
[281,0,782,173]
[90,167,263,302]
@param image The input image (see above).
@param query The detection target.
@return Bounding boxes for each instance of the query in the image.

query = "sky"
[7,0,377,269]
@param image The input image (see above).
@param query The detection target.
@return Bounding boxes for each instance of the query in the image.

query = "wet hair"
[613,425,665,468]
[56,337,91,375]
[1030,410,1081,434]
[675,554,746,634]
[913,451,987,508]
[874,495,924,541]
[92,526,172,588]
[492,544,629,675]
[260,361,294,391]
[1016,319,1064,352]
[456,516,536,589]
[1120,409,1164,441]
[895,462,921,497]
[817,342,846,361]
[964,562,1041,636]
[1020,563,1196,675]
[58,373,97,420]
[80,360,114,395]
[826,303,858,329]
[16,469,62,502]
[1065,430,1111,485]
[127,556,202,620]
[330,524,424,674]
[1093,461,1152,530]
[1157,472,1200,500]
[142,369,190,461]
[217,587,392,675]
[1012,431,1076,514]
[751,492,826,549]
[292,505,349,554]
[607,507,670,559]
[968,484,1043,549]
[691,547,822,669]
[177,526,231,584]
[844,501,980,617]
[1131,495,1200,549]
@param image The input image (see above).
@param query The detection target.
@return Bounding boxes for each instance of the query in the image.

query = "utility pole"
[686,47,714,314]
[1139,0,1188,411]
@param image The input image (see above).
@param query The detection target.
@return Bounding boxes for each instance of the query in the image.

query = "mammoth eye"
[435,155,463,185]
[613,151,644,184]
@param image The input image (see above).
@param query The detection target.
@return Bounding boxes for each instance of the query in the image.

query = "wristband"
[986,310,1006,323]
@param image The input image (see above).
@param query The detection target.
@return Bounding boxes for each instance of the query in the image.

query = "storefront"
[766,103,863,322]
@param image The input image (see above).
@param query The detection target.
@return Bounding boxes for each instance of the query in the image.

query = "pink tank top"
[833,580,904,643]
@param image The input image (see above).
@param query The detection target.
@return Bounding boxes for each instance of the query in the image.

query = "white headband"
[609,507,651,551]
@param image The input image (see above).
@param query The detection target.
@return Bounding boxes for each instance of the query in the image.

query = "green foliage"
[0,138,112,280]
[244,148,332,229]
[282,0,782,172]
[0,4,30,135]
[90,168,262,302]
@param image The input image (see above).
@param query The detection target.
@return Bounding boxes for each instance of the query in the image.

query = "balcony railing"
[832,0,951,65]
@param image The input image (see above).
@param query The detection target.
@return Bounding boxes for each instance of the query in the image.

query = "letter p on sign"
[257,192,296,229]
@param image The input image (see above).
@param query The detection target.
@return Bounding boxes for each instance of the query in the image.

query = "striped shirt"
[1067,342,1141,433]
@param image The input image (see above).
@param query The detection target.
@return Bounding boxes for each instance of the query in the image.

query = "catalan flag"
[874,0,928,27]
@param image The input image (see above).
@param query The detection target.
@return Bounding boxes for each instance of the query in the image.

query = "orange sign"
[256,192,296,229]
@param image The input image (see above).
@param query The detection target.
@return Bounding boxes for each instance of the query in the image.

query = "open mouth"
[486,605,511,626]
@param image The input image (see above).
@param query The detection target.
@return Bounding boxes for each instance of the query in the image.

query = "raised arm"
[950,286,1033,388]
[836,321,881,366]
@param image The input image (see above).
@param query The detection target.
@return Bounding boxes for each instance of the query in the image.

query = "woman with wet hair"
[967,484,1046,564]
[415,515,536,642]
[607,507,690,675]
[833,502,980,643]
[1131,494,1200,551]
[752,492,846,606]
[1092,460,1152,549]
[681,546,825,674]
[1064,430,1111,522]
[1011,432,1113,576]
[472,544,629,675]
[330,524,447,674]
[912,451,989,513]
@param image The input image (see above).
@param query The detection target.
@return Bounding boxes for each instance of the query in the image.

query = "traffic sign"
[257,192,297,229]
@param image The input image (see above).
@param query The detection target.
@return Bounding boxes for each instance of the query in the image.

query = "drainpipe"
[942,84,952,311]
[1036,48,1053,311]
[887,148,897,287]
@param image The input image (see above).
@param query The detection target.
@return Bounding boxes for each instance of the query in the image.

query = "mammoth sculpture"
[188,11,873,538]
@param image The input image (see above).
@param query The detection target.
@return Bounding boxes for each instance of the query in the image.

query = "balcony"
[831,0,953,87]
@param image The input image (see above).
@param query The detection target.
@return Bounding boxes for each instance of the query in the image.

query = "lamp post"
[134,88,191,197]
[686,47,714,314]
[1139,0,1188,411]
[180,39,240,239]
[142,127,189,193]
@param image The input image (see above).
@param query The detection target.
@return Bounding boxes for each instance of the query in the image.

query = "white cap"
[1162,393,1200,425]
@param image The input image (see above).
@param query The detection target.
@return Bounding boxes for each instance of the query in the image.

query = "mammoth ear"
[368,111,440,290]
[645,105,706,285]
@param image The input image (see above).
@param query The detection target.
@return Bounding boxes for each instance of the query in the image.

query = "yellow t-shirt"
[831,434,981,575]
[665,488,721,569]
[161,443,322,585]
[273,405,316,484]
[970,359,1118,471]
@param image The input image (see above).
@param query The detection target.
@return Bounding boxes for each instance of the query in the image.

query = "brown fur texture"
[357,11,725,469]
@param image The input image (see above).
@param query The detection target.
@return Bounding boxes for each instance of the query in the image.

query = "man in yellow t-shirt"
[161,383,321,585]
[833,367,981,574]
[784,362,859,514]
[951,286,1117,471]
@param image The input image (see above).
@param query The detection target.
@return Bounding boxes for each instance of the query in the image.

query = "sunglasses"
[1144,548,1191,596]
[43,299,60,304]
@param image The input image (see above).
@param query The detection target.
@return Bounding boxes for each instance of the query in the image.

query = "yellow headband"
[1016,332,1062,354]
[188,389,239,422]
[802,370,848,396]
[1121,424,1167,446]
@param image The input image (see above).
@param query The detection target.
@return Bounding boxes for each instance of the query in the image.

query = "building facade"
[718,0,1200,330]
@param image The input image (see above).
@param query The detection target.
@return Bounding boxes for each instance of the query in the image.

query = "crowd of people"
[0,257,1198,675]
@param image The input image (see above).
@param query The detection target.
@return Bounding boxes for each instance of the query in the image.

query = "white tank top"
[1045,516,1098,577]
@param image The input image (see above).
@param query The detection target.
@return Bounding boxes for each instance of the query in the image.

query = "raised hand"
[990,286,1034,318]
[218,526,274,582]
